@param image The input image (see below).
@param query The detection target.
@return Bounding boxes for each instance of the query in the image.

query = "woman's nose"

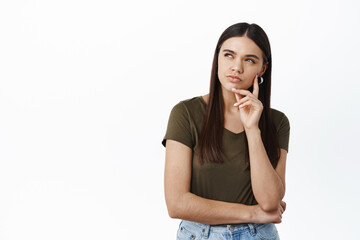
[231,62,243,73]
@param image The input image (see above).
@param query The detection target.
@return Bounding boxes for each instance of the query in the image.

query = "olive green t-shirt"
[162,96,290,206]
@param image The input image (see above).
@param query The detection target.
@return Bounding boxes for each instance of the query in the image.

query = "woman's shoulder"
[172,96,206,112]
[270,108,290,131]
[179,96,205,105]
[270,108,287,118]
[168,96,207,126]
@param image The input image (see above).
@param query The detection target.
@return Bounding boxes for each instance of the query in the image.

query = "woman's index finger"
[253,75,259,98]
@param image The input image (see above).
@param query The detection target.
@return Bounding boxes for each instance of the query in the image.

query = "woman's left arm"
[245,129,287,212]
[232,75,287,212]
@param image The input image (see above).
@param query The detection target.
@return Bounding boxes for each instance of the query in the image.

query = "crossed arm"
[164,139,286,225]
[246,128,287,212]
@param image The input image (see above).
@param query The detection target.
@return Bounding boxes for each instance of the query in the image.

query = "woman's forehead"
[220,36,262,55]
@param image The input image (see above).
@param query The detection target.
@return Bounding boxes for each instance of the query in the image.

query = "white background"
[0,0,359,239]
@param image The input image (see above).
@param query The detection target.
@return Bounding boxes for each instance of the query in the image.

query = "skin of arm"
[245,129,287,212]
[164,139,283,224]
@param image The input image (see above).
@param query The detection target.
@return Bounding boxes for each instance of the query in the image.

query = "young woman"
[162,23,290,240]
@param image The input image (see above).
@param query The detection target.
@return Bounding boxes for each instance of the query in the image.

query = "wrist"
[235,204,256,224]
[244,127,261,135]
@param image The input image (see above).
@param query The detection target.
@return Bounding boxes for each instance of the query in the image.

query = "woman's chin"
[223,82,252,91]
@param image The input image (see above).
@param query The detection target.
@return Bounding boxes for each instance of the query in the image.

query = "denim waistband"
[180,220,259,238]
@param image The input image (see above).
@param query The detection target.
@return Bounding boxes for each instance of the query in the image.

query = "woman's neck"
[221,87,239,114]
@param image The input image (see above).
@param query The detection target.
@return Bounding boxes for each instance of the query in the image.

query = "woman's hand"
[252,200,286,224]
[232,75,263,130]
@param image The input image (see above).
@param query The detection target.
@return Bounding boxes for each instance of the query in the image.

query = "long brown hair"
[196,23,280,170]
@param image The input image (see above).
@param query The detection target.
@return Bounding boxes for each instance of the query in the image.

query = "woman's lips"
[227,76,241,83]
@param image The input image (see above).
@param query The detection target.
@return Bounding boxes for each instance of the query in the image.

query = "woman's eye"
[246,59,255,63]
[224,53,233,58]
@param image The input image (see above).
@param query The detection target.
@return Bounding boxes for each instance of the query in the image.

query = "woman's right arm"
[164,140,285,225]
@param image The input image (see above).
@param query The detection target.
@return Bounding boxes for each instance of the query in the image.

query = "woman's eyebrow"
[222,49,259,60]
[245,54,260,60]
[223,49,236,54]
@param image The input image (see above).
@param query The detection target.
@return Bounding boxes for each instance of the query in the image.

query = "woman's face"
[217,36,267,93]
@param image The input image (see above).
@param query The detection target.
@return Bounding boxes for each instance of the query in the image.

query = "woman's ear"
[259,63,268,77]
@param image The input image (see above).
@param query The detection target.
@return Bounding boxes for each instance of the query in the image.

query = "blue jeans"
[177,220,280,240]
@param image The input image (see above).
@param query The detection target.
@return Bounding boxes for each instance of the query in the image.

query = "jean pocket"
[177,223,197,240]
[255,223,279,240]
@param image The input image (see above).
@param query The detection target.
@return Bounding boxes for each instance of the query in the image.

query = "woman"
[162,23,290,240]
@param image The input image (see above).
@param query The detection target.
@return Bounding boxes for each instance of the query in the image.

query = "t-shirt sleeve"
[162,102,193,149]
[277,113,290,153]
